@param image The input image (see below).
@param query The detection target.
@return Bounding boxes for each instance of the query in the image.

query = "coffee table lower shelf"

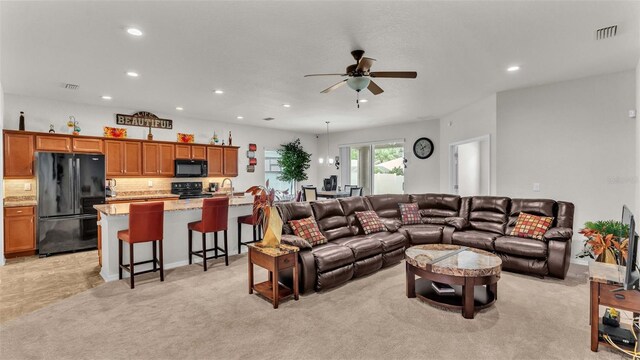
[415,278,496,312]
[253,281,293,302]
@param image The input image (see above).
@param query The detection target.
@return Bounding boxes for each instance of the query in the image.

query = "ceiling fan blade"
[369,71,417,79]
[367,80,384,95]
[321,79,347,93]
[356,57,376,72]
[304,73,346,77]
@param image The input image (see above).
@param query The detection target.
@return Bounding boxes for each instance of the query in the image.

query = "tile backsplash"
[3,179,37,197]
[111,177,229,192]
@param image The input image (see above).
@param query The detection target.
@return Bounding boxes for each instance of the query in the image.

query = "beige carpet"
[0,255,626,360]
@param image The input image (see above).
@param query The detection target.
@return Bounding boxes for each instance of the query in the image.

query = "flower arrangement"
[576,220,629,265]
[103,127,127,138]
[246,180,281,248]
[177,133,194,143]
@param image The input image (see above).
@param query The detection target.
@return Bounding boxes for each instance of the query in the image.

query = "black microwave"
[174,159,208,177]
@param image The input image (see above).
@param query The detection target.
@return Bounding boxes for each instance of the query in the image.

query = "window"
[340,140,404,195]
[264,149,293,193]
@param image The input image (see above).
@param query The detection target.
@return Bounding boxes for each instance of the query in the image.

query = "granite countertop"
[106,192,180,202]
[405,244,502,277]
[95,196,253,216]
[4,196,37,207]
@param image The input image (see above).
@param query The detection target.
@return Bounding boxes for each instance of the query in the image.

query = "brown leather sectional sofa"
[276,194,574,294]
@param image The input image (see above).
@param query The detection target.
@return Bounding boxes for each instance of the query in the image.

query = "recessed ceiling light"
[126,71,139,77]
[214,90,224,94]
[126,28,143,36]
[507,65,520,72]
[101,95,112,100]
[359,99,368,103]
[176,107,183,111]
[236,116,244,120]
[282,104,291,108]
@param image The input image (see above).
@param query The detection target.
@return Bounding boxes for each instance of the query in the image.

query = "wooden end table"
[248,243,299,309]
[405,244,502,319]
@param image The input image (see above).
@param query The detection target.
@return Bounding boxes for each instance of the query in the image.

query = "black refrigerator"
[36,153,105,255]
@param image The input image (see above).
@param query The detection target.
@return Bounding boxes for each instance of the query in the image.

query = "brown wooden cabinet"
[143,143,175,176]
[72,138,104,153]
[35,135,71,152]
[4,206,36,256]
[175,144,191,159]
[176,144,206,160]
[105,140,142,176]
[207,147,224,176]
[223,147,238,177]
[3,132,34,178]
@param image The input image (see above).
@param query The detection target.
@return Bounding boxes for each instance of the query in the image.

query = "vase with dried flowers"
[576,220,629,265]
[246,180,282,248]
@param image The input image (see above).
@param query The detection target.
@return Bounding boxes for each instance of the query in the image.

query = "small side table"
[248,243,299,309]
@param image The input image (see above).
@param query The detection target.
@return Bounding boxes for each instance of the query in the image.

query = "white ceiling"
[2,1,639,134]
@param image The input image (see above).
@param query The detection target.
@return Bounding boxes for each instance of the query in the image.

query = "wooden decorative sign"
[115,111,173,129]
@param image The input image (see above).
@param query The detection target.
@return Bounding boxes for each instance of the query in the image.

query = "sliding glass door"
[340,140,404,195]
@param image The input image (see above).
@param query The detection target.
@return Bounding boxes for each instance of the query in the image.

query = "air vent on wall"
[595,25,617,40]
[263,117,275,121]
[64,83,79,90]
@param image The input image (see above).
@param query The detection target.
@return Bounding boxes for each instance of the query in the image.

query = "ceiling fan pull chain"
[356,91,360,108]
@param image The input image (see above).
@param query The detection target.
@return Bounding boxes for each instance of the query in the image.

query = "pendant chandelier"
[318,121,334,165]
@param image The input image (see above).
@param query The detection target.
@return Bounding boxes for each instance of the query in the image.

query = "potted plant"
[576,220,629,265]
[277,138,311,196]
[247,181,282,248]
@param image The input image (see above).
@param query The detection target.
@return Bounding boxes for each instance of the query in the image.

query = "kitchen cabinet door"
[191,145,206,160]
[4,206,36,255]
[4,132,34,178]
[35,135,71,152]
[72,138,104,153]
[142,142,159,175]
[223,147,238,177]
[159,143,175,176]
[104,140,124,176]
[123,141,142,176]
[175,145,191,159]
[207,146,223,176]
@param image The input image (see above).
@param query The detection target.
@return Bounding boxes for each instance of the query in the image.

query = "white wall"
[315,119,440,194]
[3,94,318,194]
[439,94,497,194]
[497,70,636,263]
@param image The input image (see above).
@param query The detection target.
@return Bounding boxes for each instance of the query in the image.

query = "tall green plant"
[277,138,311,192]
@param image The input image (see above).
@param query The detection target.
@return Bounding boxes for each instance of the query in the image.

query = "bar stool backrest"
[129,202,165,243]
[201,197,229,232]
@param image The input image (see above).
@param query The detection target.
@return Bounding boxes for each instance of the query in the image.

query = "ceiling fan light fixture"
[347,77,371,92]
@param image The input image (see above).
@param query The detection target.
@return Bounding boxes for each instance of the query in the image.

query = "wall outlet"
[532,183,540,192]
[148,180,153,188]
[24,183,32,191]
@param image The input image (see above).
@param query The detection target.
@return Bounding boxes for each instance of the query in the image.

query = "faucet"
[221,178,233,195]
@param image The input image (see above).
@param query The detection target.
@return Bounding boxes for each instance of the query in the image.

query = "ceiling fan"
[304,50,417,107]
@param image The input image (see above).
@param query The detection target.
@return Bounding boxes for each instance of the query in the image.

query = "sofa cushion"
[506,198,556,234]
[312,244,355,272]
[510,212,554,240]
[280,234,312,250]
[411,193,461,224]
[332,237,383,260]
[289,217,327,246]
[366,194,411,219]
[399,202,421,225]
[494,236,548,259]
[339,197,370,236]
[368,231,407,252]
[311,200,352,241]
[451,230,498,251]
[468,196,510,235]
[397,224,442,245]
[355,210,387,235]
[276,202,314,234]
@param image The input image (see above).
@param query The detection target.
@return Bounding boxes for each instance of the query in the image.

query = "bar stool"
[188,197,229,270]
[237,211,262,254]
[118,202,164,289]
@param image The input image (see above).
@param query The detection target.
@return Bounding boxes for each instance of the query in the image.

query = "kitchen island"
[94,196,253,282]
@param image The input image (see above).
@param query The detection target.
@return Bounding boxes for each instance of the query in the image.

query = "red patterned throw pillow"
[289,217,327,246]
[399,203,421,225]
[355,210,387,235]
[510,212,554,240]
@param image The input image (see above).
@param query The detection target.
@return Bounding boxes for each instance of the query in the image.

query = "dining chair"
[349,187,363,196]
[302,186,317,201]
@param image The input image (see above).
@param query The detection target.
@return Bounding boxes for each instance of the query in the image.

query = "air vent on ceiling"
[263,117,275,121]
[595,25,617,40]
[64,83,79,90]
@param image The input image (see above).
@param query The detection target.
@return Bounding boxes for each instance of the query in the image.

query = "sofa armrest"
[445,217,469,230]
[380,218,402,232]
[281,234,312,250]
[543,227,573,241]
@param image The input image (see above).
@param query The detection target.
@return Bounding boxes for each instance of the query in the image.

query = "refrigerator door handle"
[74,157,81,214]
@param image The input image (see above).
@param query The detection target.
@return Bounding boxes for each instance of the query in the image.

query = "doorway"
[450,135,490,196]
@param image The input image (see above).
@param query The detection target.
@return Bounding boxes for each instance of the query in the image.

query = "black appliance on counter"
[171,182,214,199]
[36,153,105,256]
[174,159,208,177]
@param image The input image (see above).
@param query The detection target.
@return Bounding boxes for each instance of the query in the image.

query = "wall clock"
[413,137,434,159]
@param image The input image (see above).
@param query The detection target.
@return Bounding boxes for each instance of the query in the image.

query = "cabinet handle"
[16,211,22,213]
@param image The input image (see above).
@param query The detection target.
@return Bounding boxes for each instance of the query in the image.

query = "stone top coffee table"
[405,244,502,319]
